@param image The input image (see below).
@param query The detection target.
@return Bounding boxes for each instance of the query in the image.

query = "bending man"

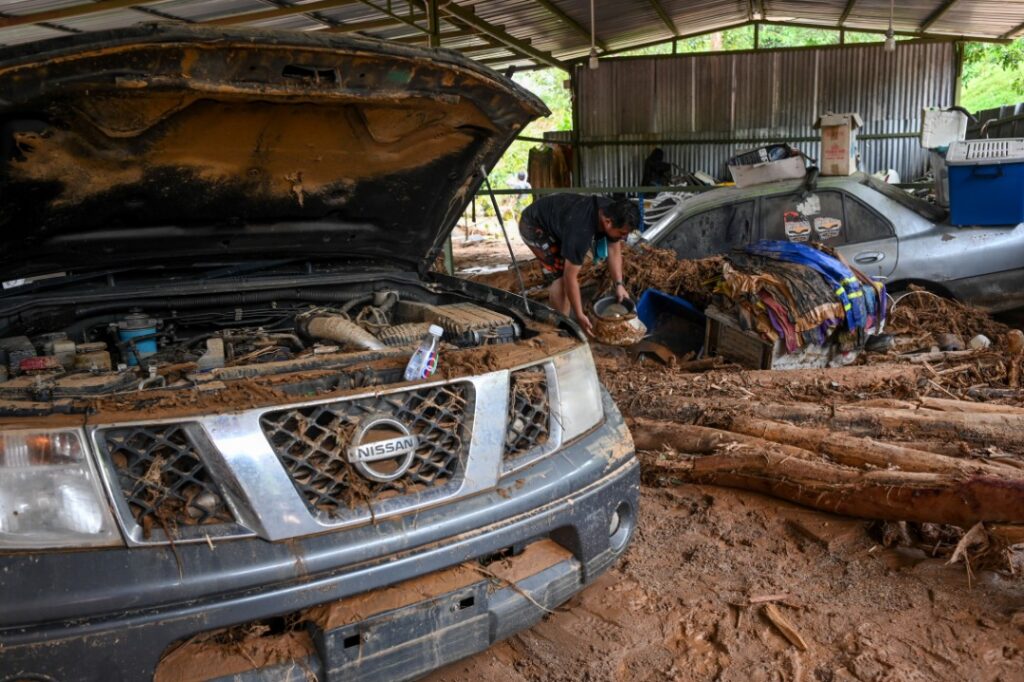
[518,194,640,337]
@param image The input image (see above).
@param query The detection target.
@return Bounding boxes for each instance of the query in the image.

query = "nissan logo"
[347,417,419,482]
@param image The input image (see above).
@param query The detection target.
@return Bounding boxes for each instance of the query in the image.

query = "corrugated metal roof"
[145,0,272,23]
[0,0,1020,66]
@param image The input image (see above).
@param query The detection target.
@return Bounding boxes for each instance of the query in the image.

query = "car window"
[759,191,847,246]
[661,201,755,258]
[843,193,895,242]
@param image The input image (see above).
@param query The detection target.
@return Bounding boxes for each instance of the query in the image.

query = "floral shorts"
[518,219,564,278]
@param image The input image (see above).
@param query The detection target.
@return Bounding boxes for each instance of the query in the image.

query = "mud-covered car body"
[642,174,1024,312]
[0,26,638,681]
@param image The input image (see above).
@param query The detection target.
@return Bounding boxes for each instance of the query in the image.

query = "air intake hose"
[303,314,385,351]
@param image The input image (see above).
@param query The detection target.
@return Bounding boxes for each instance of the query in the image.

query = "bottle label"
[420,350,437,378]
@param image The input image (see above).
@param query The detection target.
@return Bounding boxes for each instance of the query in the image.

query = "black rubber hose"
[73,288,363,318]
[339,293,374,315]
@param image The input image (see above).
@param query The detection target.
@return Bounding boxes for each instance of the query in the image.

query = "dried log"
[851,399,921,410]
[848,397,1024,415]
[640,399,1024,451]
[966,387,1024,400]
[723,416,1021,479]
[904,350,983,364]
[634,420,1024,525]
[989,524,1024,546]
[914,396,1024,415]
[885,439,970,457]
[676,356,725,372]
[631,421,820,462]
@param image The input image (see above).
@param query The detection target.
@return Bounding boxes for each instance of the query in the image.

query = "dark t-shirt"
[521,193,612,265]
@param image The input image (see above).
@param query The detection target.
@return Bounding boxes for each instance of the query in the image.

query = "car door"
[836,192,898,280]
[757,189,897,279]
[658,200,757,259]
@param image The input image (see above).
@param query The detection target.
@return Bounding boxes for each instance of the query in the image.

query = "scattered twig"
[762,603,809,651]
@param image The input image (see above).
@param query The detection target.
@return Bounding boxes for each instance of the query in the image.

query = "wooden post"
[427,0,440,48]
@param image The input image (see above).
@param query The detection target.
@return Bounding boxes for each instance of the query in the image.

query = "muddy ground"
[430,481,1024,682]
[429,244,1024,682]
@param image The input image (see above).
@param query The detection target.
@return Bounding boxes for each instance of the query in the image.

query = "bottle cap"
[428,324,444,337]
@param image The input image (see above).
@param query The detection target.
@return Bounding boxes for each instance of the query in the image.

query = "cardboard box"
[815,112,863,176]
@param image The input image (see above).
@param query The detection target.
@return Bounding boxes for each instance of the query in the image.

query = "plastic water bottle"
[403,324,444,381]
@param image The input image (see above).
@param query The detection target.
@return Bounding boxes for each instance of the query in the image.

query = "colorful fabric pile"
[715,241,885,352]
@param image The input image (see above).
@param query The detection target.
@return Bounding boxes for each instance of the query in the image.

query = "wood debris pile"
[887,287,1011,344]
[584,243,723,306]
[596,325,1024,573]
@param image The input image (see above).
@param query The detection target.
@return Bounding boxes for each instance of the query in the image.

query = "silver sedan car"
[641,172,1024,312]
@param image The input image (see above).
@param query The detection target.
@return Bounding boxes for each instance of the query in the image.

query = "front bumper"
[0,390,637,681]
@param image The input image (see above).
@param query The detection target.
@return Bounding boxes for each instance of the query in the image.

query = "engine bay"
[0,283,555,410]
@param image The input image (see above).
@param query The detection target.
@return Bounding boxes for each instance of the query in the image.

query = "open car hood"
[0,24,547,279]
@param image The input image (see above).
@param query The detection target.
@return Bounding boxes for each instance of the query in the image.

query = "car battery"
[946,138,1024,226]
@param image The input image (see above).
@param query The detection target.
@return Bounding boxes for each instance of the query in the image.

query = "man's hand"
[577,312,595,337]
[615,282,632,303]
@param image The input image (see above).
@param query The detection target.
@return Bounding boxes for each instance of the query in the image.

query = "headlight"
[552,345,604,442]
[0,429,121,548]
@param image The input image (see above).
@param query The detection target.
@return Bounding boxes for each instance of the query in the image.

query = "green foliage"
[485,69,572,190]
[756,25,838,48]
[961,38,1024,110]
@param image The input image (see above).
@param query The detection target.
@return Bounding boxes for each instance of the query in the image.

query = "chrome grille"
[504,367,551,460]
[259,383,472,517]
[97,424,235,539]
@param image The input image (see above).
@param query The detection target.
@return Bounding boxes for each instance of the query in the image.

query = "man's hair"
[604,199,641,231]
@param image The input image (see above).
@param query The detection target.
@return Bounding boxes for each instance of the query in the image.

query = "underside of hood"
[0,24,547,279]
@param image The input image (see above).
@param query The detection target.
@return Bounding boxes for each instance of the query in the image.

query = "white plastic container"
[728,155,807,188]
[403,324,444,381]
[921,107,968,150]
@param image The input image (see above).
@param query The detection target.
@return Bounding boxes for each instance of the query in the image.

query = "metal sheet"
[0,0,1021,74]
[575,41,955,185]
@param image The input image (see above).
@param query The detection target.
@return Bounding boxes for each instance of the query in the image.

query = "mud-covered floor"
[431,241,1024,682]
[429,481,1024,682]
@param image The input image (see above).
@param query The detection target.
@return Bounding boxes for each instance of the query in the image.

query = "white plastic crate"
[946,138,1024,165]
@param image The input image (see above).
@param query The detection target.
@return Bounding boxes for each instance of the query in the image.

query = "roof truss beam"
[391,28,473,44]
[529,0,607,51]
[1003,20,1024,39]
[322,14,426,33]
[203,0,360,27]
[837,0,858,26]
[920,0,959,32]
[436,1,566,70]
[353,0,431,34]
[0,0,141,28]
[647,0,679,36]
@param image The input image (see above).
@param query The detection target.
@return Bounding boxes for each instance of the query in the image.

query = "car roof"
[670,172,945,223]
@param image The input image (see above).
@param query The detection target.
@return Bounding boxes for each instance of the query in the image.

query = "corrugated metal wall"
[573,42,958,185]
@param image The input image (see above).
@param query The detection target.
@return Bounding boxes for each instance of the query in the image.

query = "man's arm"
[562,261,593,337]
[608,239,630,302]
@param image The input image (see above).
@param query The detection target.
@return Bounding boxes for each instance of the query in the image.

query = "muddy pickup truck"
[0,26,638,681]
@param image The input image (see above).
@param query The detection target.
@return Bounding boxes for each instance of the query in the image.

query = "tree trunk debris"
[630,408,1024,527]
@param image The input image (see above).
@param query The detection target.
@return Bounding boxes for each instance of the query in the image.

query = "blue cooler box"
[946,138,1024,226]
